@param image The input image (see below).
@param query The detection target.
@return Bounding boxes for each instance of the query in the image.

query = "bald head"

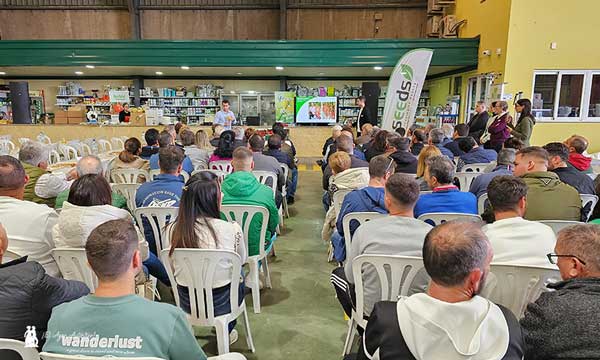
[557,224,600,276]
[423,221,490,287]
[76,155,103,177]
[232,147,254,172]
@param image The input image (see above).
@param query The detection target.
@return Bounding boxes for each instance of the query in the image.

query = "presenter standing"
[214,99,236,130]
[352,96,373,136]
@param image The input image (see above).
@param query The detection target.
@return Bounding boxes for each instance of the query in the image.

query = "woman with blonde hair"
[416,145,442,191]
[180,129,211,170]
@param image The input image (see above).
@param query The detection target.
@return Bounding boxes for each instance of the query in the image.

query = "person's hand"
[66,168,78,181]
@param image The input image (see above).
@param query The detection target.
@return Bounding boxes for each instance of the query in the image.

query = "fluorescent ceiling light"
[180,66,190,70]
[230,91,236,94]
[373,66,383,71]
[236,72,243,75]
[85,65,95,69]
[0,72,5,75]
[155,71,163,75]
[248,90,256,94]
[275,66,284,71]
[75,71,84,75]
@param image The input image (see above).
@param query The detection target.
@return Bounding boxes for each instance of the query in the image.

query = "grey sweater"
[521,277,600,360]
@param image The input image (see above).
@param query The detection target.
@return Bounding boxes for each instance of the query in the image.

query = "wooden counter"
[0,124,334,158]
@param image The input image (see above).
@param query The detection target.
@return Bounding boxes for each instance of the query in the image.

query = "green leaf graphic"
[400,64,413,81]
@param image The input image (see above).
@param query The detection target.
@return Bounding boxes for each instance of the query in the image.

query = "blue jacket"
[264,149,293,168]
[354,148,367,161]
[414,187,478,218]
[135,174,184,254]
[149,153,194,174]
[458,147,498,169]
[469,165,513,198]
[444,139,465,157]
[434,144,455,160]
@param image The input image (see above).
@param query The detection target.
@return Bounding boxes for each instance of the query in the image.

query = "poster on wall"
[109,90,130,104]
[295,96,337,124]
[275,91,295,124]
[381,48,433,130]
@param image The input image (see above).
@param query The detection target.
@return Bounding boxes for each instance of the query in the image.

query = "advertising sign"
[275,91,295,124]
[295,96,337,124]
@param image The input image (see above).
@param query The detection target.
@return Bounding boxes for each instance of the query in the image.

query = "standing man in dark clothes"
[468,101,490,144]
[353,96,374,136]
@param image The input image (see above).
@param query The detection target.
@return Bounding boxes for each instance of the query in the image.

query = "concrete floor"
[196,170,347,359]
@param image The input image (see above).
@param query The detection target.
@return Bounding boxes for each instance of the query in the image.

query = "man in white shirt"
[483,175,555,267]
[0,155,59,276]
[19,141,73,207]
[331,173,432,317]
[214,99,236,130]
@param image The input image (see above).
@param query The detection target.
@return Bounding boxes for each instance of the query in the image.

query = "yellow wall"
[426,77,451,108]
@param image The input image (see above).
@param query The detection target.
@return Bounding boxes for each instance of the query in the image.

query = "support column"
[279,0,287,40]
[133,77,144,107]
[128,0,141,40]
[9,82,32,124]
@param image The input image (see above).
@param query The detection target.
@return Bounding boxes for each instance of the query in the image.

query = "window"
[532,70,599,121]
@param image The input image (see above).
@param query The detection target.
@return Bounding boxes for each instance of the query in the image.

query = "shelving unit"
[139,86,222,125]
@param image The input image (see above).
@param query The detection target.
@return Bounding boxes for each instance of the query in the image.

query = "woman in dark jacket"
[364,129,389,161]
[484,101,512,152]
[509,98,536,147]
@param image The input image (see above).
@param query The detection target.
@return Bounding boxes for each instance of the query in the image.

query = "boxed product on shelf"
[53,110,69,124]
[67,106,86,117]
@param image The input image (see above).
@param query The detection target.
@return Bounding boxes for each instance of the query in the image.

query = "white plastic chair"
[252,170,284,231]
[342,212,385,264]
[134,207,179,255]
[52,248,98,291]
[343,254,425,355]
[112,183,141,212]
[48,149,61,165]
[75,142,92,157]
[192,169,228,181]
[149,168,161,181]
[0,139,16,155]
[111,137,125,150]
[2,249,22,263]
[18,137,32,145]
[38,134,52,145]
[0,339,40,360]
[539,220,583,234]
[111,168,149,184]
[332,189,352,220]
[208,354,248,360]
[477,193,489,215]
[210,160,234,174]
[40,353,163,360]
[180,170,190,183]
[280,163,290,218]
[97,139,113,153]
[581,194,599,222]
[221,205,271,314]
[59,145,78,161]
[481,263,560,318]
[461,163,489,173]
[417,212,482,226]
[160,249,255,355]
[454,172,479,192]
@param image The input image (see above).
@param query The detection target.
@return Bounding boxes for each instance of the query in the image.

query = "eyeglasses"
[546,253,587,265]
[385,157,395,174]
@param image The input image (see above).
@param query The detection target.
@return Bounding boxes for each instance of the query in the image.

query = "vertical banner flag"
[381,49,433,131]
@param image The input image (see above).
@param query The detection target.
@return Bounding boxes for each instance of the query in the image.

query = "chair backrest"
[180,170,190,183]
[332,189,352,220]
[48,149,61,165]
[0,339,40,360]
[111,137,125,150]
[209,160,233,174]
[38,134,52,145]
[342,212,385,258]
[477,193,489,215]
[587,173,598,180]
[111,183,141,212]
[160,248,243,326]
[2,249,22,263]
[461,163,489,173]
[581,194,599,222]
[280,163,290,195]
[539,220,583,234]
[0,139,15,154]
[40,352,163,360]
[481,263,560,318]
[148,168,161,181]
[134,207,179,254]
[221,205,269,258]
[75,142,92,157]
[52,248,98,290]
[111,168,148,184]
[191,169,228,181]
[454,172,479,192]
[353,254,425,322]
[417,212,482,226]
[252,171,277,199]
[97,139,113,153]
[208,354,248,360]
[59,145,78,161]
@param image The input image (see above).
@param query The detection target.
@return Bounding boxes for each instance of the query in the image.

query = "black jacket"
[521,278,600,360]
[322,136,335,156]
[0,258,89,360]
[468,111,490,143]
[552,166,595,195]
[390,150,418,174]
[140,145,159,160]
[355,106,374,134]
[411,142,425,156]
[358,300,524,360]
[444,138,466,157]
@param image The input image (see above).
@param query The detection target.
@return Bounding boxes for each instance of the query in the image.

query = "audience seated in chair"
[332,155,394,262]
[150,130,194,174]
[385,133,417,174]
[181,129,211,170]
[414,156,478,218]
[331,174,432,318]
[249,134,285,194]
[265,133,297,204]
[322,134,369,192]
[19,141,74,207]
[469,149,515,199]
[271,123,299,203]
[0,155,60,276]
[414,145,442,192]
[221,147,279,257]
[55,155,127,209]
[521,224,600,359]
[410,129,426,156]
[111,137,150,182]
[443,123,470,157]
[427,128,454,160]
[356,123,375,147]
[513,146,581,221]
[544,142,595,195]
[140,128,160,160]
[564,134,593,174]
[232,126,248,150]
[0,223,88,360]
[483,176,556,267]
[321,124,342,162]
[358,221,524,360]
[168,171,246,343]
[456,136,498,172]
[42,219,208,360]
[363,129,388,162]
[209,130,237,164]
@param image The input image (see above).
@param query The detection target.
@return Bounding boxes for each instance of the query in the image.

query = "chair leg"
[248,261,261,314]
[283,197,290,218]
[342,316,357,355]
[263,256,272,289]
[215,319,230,355]
[242,306,256,353]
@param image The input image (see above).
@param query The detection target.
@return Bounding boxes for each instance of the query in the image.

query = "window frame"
[532,70,600,123]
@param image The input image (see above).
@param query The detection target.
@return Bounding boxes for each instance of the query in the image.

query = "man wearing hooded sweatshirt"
[332,155,394,262]
[513,147,581,221]
[385,134,418,174]
[565,135,594,174]
[358,221,523,360]
[221,147,279,257]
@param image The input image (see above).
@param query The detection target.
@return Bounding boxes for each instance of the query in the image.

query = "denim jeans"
[288,168,298,197]
[143,252,170,286]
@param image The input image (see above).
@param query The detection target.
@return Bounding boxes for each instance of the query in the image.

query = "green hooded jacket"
[221,171,279,256]
[522,171,582,221]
